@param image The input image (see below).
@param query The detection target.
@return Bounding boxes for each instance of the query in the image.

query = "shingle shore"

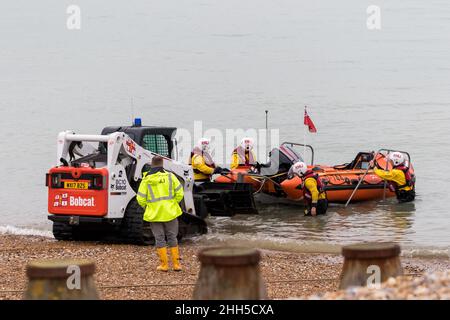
[0,235,448,300]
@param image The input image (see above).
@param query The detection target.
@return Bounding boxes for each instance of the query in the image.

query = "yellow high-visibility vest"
[136,171,184,222]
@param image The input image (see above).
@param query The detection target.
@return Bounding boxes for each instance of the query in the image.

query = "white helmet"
[389,152,406,167]
[241,137,254,152]
[197,138,210,153]
[290,161,308,177]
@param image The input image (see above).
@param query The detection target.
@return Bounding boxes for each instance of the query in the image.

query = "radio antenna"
[130,97,135,124]
[265,110,269,162]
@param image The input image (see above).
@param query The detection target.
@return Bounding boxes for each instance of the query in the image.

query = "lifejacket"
[302,170,325,204]
[388,165,415,192]
[233,146,256,166]
[188,147,215,174]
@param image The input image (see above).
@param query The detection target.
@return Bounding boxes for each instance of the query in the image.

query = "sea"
[0,0,449,257]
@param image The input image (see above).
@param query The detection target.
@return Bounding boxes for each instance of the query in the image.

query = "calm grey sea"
[0,1,449,254]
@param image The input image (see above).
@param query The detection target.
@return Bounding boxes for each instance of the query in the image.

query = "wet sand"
[0,234,448,300]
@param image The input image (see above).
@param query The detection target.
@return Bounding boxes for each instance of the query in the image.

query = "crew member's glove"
[213,167,223,174]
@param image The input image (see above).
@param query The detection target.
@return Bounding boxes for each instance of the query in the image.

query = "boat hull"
[213,152,413,205]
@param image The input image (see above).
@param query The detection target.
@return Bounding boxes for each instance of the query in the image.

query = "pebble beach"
[0,234,448,300]
[311,271,450,300]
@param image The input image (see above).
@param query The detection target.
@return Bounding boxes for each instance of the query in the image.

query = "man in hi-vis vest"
[137,156,184,272]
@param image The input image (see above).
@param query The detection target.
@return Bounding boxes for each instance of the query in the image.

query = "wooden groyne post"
[339,242,403,290]
[24,259,99,300]
[193,247,267,300]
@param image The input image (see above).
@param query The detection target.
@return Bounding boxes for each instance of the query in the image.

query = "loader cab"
[101,125,177,159]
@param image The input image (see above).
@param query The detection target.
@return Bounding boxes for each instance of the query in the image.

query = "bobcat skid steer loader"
[46,121,257,245]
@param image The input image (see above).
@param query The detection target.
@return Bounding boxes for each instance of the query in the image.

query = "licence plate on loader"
[64,181,89,189]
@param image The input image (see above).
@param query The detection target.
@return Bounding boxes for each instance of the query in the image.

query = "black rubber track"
[52,221,74,241]
[120,198,154,245]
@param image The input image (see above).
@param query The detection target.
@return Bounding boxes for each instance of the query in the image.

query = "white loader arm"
[56,131,197,216]
[56,130,109,165]
[117,135,189,183]
[118,134,196,215]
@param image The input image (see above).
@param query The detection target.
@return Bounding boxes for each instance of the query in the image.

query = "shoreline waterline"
[1,224,448,259]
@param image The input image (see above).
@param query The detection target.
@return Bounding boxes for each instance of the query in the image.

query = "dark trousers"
[305,199,328,216]
[396,189,415,203]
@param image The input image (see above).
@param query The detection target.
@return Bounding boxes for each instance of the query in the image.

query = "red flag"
[304,108,317,133]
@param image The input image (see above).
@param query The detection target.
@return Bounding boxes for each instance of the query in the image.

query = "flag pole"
[303,106,307,159]
[265,110,269,162]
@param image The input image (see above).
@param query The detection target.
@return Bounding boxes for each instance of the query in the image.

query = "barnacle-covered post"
[193,247,267,299]
[339,242,403,290]
[24,259,99,300]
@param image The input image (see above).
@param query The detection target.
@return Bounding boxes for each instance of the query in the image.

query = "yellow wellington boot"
[156,247,169,272]
[170,246,182,271]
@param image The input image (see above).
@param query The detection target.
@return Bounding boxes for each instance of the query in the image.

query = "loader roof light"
[133,118,142,127]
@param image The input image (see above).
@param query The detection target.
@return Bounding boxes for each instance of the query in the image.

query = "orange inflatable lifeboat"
[214,143,415,204]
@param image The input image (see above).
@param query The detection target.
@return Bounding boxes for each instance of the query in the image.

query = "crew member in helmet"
[289,161,328,216]
[231,137,257,170]
[370,152,415,203]
[189,138,223,183]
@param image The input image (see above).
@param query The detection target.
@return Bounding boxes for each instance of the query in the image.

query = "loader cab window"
[143,134,170,157]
